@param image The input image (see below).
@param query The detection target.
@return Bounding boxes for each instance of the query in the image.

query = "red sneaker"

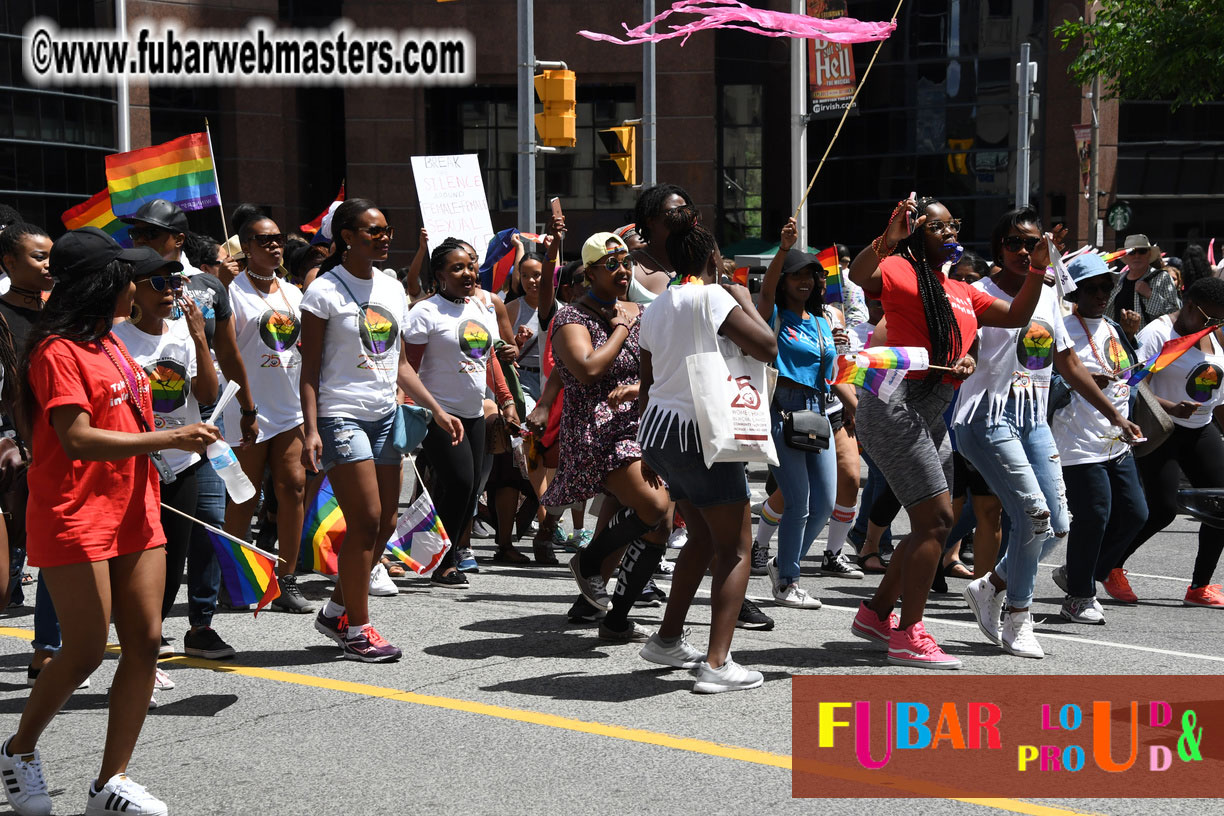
[850,602,898,644]
[1184,584,1224,609]
[1101,568,1138,604]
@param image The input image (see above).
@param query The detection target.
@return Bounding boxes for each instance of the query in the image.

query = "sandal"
[941,559,973,579]
[531,534,560,566]
[856,552,889,574]
[492,547,531,565]
[382,559,407,578]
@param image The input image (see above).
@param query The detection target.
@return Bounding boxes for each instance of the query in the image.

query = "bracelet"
[870,235,894,260]
[499,400,515,410]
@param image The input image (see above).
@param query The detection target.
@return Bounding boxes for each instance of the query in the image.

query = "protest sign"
[410,154,494,258]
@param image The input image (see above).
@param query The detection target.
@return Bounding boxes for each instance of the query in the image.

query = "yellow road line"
[0,627,1098,815]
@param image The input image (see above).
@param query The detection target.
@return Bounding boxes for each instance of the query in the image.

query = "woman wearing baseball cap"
[1,227,219,816]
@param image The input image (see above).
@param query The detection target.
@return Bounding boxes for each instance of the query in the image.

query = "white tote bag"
[686,288,779,468]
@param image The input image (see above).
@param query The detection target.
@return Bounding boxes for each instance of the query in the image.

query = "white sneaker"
[368,563,398,597]
[1060,595,1106,625]
[772,583,821,609]
[1001,609,1045,658]
[964,574,1005,646]
[1051,565,1069,594]
[766,556,780,591]
[691,657,764,694]
[0,738,51,816]
[153,667,174,691]
[667,527,688,550]
[85,774,168,816]
[639,630,704,669]
[655,556,675,576]
[26,668,89,690]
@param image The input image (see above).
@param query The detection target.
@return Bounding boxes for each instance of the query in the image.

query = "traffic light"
[534,69,576,148]
[598,125,636,186]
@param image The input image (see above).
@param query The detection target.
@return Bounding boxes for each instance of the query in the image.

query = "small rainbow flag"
[1100,248,1130,265]
[1126,327,1215,387]
[206,529,280,615]
[301,181,345,236]
[827,354,906,401]
[855,346,930,371]
[61,188,130,246]
[817,246,842,304]
[384,489,451,577]
[300,476,343,577]
[732,266,749,286]
[104,132,219,218]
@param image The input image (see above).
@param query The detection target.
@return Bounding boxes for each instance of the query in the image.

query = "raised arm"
[756,217,796,322]
[849,197,917,296]
[978,235,1053,329]
[402,227,428,299]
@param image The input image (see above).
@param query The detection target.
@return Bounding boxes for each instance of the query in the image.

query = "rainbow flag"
[827,354,905,401]
[480,228,518,293]
[1100,248,1130,265]
[104,132,219,218]
[1126,327,1215,387]
[301,181,345,235]
[384,489,451,577]
[732,266,749,286]
[817,246,842,304]
[855,346,930,371]
[61,188,130,246]
[299,476,343,577]
[206,529,280,615]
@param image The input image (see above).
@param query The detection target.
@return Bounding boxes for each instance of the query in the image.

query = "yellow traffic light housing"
[598,125,636,186]
[534,69,576,148]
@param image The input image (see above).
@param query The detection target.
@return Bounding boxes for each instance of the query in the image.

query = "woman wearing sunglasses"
[1111,276,1224,608]
[958,208,1142,659]
[220,216,312,613]
[111,247,220,697]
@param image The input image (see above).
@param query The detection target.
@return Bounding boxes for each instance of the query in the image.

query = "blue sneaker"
[566,529,593,553]
[456,547,479,573]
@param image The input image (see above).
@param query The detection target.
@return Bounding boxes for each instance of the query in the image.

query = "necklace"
[639,247,673,274]
[246,267,276,282]
[437,288,468,304]
[585,289,618,307]
[98,335,150,411]
[1076,314,1122,376]
[5,284,43,306]
[246,271,296,320]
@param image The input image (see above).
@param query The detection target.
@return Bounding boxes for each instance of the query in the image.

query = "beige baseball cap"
[581,232,629,267]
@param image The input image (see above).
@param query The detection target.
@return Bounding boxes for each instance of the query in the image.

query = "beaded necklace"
[245,270,296,321]
[98,334,151,416]
[1075,314,1123,376]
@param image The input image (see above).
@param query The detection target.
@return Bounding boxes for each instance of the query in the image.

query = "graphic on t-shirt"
[258,309,300,351]
[458,319,492,360]
[145,358,189,414]
[1105,335,1131,371]
[1016,319,1055,371]
[1186,362,1223,402]
[359,304,398,355]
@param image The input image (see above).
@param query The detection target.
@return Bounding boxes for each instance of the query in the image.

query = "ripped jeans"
[956,397,1070,609]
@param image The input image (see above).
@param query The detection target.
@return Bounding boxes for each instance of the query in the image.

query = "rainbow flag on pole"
[61,188,130,246]
[855,346,930,371]
[104,132,220,218]
[817,246,842,304]
[205,529,280,616]
[384,488,451,577]
[300,476,343,577]
[827,354,906,401]
[301,181,345,235]
[1126,327,1215,387]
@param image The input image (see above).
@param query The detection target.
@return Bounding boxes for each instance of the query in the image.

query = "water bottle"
[206,439,256,504]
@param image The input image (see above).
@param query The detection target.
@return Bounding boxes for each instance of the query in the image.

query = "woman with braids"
[636,212,778,693]
[301,200,461,661]
[846,196,1045,669]
[1,228,219,816]
[957,208,1141,658]
[628,183,695,295]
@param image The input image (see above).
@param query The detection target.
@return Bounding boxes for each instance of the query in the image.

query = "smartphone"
[906,190,917,233]
[550,197,563,220]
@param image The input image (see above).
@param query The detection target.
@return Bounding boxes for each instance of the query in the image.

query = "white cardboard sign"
[410,154,494,262]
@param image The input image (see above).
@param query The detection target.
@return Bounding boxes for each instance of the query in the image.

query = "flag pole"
[203,117,231,245]
[159,502,287,564]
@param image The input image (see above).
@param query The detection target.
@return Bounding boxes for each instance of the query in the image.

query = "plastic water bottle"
[206,439,256,504]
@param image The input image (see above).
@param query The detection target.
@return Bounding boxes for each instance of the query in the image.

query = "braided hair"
[318,198,378,275]
[894,196,962,396]
[633,184,694,244]
[664,207,717,280]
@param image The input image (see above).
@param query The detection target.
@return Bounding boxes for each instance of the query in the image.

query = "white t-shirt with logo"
[954,278,1073,427]
[1137,315,1224,429]
[403,294,499,419]
[223,274,304,444]
[1050,315,1136,466]
[299,266,408,421]
[111,318,202,474]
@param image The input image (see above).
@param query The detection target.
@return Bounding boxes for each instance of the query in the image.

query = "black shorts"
[952,450,993,498]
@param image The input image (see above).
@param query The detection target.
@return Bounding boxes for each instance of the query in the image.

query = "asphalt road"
[0,463,1221,816]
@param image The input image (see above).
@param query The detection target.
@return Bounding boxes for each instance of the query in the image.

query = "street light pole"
[641,0,657,188]
[518,0,535,230]
[115,0,130,151]
[1014,41,1035,210]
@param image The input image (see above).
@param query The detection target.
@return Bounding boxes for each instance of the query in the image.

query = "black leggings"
[421,415,486,572]
[1122,423,1224,588]
[160,462,201,621]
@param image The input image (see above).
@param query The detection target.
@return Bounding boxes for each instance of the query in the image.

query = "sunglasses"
[924,219,962,234]
[596,255,633,273]
[360,225,395,239]
[129,226,169,241]
[1002,235,1041,252]
[138,273,185,292]
[251,233,285,248]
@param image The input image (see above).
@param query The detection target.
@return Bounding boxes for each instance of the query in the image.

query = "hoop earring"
[130,302,143,323]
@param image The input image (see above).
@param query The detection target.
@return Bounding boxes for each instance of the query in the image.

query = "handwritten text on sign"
[410,154,494,260]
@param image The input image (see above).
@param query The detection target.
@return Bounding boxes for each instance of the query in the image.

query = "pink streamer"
[578,0,896,47]
[1210,238,1216,268]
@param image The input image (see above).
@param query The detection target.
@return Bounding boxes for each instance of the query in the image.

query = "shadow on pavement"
[148,693,239,717]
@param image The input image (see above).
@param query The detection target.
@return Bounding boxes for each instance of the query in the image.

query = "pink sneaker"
[887,621,962,670]
[851,602,898,644]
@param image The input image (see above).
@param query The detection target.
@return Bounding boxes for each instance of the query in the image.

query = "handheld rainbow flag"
[104,132,219,218]
[827,354,905,401]
[480,228,519,293]
[817,246,842,304]
[1126,327,1216,387]
[206,529,280,615]
[301,181,345,235]
[300,476,343,577]
[854,346,930,371]
[61,188,130,246]
[384,488,451,577]
[1100,248,1130,265]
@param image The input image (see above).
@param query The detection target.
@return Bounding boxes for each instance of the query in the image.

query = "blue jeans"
[851,452,892,550]
[956,399,1070,609]
[32,574,59,653]
[187,457,223,627]
[1063,454,1148,597]
[768,387,837,584]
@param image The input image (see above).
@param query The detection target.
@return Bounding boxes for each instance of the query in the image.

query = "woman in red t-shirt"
[845,196,1045,670]
[0,227,218,816]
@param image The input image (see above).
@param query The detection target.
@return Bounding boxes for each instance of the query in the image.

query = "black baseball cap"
[780,248,820,276]
[49,227,145,282]
[119,198,189,233]
[129,246,183,278]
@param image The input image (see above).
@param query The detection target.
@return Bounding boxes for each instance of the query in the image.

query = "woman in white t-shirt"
[221,215,311,614]
[957,208,1141,660]
[300,199,461,662]
[636,213,778,694]
[1116,277,1224,608]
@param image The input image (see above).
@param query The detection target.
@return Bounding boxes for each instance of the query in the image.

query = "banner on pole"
[410,154,495,261]
[1073,124,1092,200]
[808,1,858,120]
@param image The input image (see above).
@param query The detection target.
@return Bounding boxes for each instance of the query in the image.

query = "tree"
[1055,1,1224,108]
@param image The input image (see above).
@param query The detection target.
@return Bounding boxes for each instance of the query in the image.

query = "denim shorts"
[641,418,750,508]
[318,412,401,472]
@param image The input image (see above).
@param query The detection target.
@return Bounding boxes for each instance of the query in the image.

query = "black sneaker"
[635,579,667,608]
[158,637,174,658]
[819,551,865,579]
[430,569,469,588]
[736,598,775,630]
[567,595,604,623]
[271,574,314,614]
[183,627,236,660]
[750,541,771,576]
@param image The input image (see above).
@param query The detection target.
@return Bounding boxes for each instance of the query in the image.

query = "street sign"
[1106,200,1132,232]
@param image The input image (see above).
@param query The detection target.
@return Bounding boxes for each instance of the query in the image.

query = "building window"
[719,84,764,244]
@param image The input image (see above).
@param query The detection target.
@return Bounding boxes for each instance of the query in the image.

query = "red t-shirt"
[878,256,996,382]
[25,335,166,568]
[540,321,564,449]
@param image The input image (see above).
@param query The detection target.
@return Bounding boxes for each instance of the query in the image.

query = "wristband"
[870,235,894,260]
[241,405,259,417]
